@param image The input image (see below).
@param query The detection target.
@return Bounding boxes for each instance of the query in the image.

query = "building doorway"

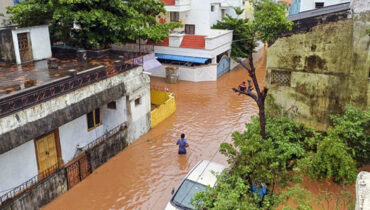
[17,32,33,63]
[34,131,61,177]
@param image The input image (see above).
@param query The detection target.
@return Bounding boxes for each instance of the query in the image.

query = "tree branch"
[232,88,258,102]
[238,58,252,73]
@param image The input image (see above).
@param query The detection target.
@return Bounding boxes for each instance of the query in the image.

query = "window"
[221,9,226,19]
[185,24,195,35]
[107,101,117,110]
[211,5,215,12]
[87,108,102,130]
[271,70,291,87]
[315,2,324,9]
[171,179,206,209]
[170,12,180,22]
[135,97,141,106]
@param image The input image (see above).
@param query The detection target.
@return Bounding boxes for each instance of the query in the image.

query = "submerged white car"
[164,160,226,210]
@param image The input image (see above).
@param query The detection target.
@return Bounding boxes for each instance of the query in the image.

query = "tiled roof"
[147,38,169,46]
[161,0,175,5]
[180,35,206,49]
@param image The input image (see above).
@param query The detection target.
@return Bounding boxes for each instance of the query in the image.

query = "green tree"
[192,107,367,208]
[213,0,292,139]
[299,106,370,185]
[192,117,315,209]
[7,0,181,49]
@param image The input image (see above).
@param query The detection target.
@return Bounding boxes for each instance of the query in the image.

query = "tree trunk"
[258,101,266,139]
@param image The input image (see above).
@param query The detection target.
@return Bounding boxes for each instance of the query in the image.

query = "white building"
[133,0,248,81]
[290,0,350,14]
[0,25,52,64]
[0,39,152,203]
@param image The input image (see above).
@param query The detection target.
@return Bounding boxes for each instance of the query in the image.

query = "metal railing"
[0,122,127,206]
[83,123,126,151]
[0,163,59,206]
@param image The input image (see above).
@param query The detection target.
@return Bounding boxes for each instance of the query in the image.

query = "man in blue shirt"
[176,133,189,154]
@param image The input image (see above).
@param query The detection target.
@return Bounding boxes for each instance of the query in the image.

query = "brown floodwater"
[43,48,264,210]
[43,47,360,210]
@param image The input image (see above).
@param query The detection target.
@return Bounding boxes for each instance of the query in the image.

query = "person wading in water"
[176,133,189,155]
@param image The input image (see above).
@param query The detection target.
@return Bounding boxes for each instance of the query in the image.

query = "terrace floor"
[0,56,123,97]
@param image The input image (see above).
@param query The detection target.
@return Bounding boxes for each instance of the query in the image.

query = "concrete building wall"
[11,25,52,64]
[266,3,369,129]
[58,96,127,163]
[0,141,38,197]
[0,66,146,155]
[187,0,211,35]
[154,41,231,58]
[205,30,233,50]
[0,28,16,63]
[300,0,350,12]
[0,0,13,27]
[151,64,218,82]
[127,86,151,143]
[1,168,68,210]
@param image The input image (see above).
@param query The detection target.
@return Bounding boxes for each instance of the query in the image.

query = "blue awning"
[155,53,209,64]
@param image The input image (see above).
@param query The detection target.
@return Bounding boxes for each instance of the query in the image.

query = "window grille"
[170,12,180,22]
[271,70,291,86]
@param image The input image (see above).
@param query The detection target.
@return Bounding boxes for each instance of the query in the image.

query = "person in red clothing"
[239,81,246,94]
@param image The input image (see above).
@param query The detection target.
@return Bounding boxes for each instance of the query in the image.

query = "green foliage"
[234,8,245,16]
[330,106,370,164]
[7,0,181,49]
[192,117,314,209]
[300,106,369,185]
[192,106,369,208]
[367,27,370,35]
[212,0,292,59]
[253,0,292,43]
[300,136,358,185]
[212,15,253,58]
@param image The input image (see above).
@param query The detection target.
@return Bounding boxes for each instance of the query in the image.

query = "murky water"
[43,48,358,210]
[43,48,264,210]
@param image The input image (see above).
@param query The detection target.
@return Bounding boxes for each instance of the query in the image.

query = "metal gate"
[17,33,33,63]
[66,154,91,188]
[217,56,230,78]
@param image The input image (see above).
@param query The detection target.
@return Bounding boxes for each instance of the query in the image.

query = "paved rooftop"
[0,55,125,96]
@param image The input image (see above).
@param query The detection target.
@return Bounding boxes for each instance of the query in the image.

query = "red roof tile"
[147,38,169,46]
[180,35,206,49]
[161,0,175,5]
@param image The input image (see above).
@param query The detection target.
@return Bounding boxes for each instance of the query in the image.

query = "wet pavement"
[0,55,131,96]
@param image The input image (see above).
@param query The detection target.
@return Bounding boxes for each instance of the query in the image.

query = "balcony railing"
[0,122,126,206]
[0,163,59,206]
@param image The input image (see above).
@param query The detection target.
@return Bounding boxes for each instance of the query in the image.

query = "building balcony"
[161,29,232,50]
[161,0,191,12]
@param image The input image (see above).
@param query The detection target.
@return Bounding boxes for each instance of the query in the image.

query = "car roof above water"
[186,160,226,187]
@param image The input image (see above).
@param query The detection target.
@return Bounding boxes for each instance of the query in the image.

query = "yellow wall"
[151,90,176,128]
[151,90,170,105]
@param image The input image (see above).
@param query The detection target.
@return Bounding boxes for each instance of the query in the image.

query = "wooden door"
[17,32,33,63]
[35,132,58,175]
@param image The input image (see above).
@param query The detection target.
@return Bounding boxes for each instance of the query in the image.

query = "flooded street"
[44,50,265,210]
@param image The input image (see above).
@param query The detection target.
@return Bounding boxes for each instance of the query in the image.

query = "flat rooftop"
[0,51,143,96]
